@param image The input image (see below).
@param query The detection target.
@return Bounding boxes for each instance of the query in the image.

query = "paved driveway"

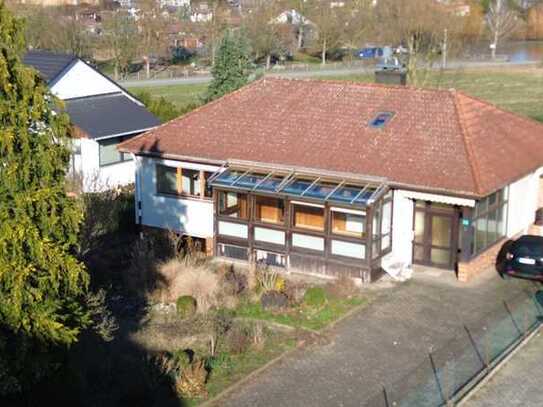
[217,269,540,407]
[464,329,543,407]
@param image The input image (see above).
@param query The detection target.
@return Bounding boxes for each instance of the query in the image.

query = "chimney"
[374,56,407,86]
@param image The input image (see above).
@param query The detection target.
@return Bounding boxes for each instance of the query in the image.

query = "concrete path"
[465,329,543,407]
[215,269,540,407]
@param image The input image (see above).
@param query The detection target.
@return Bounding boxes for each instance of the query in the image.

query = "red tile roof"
[119,77,543,197]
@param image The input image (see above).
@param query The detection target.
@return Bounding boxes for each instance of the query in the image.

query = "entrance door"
[413,202,458,269]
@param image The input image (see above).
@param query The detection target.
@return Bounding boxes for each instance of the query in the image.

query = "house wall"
[51,60,125,100]
[80,138,135,192]
[387,190,415,265]
[135,156,218,238]
[506,170,542,237]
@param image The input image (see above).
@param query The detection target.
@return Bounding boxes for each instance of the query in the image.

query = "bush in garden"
[303,287,328,309]
[176,296,197,319]
[326,274,358,298]
[153,258,221,312]
[175,359,208,399]
[274,275,286,292]
[260,290,289,310]
[226,324,251,354]
[255,263,279,293]
[220,264,248,296]
[172,349,192,371]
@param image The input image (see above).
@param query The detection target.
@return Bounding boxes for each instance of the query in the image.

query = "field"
[128,67,543,122]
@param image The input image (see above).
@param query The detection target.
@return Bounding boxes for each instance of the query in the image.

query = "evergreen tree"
[0,3,90,394]
[205,30,252,102]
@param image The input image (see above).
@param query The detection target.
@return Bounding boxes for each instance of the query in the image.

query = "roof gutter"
[120,150,226,166]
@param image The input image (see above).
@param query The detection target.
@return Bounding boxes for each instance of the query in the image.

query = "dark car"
[500,235,543,281]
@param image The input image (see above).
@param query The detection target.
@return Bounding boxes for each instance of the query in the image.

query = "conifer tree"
[205,30,251,102]
[0,2,90,394]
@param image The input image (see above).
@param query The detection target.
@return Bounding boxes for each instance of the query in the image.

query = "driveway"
[464,329,543,407]
[216,269,540,407]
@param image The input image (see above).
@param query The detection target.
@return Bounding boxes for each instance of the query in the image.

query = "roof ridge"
[119,77,265,152]
[452,91,482,195]
[64,91,123,101]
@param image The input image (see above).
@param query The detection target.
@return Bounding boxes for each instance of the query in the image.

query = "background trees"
[486,0,520,59]
[0,3,91,394]
[101,11,139,80]
[205,30,251,101]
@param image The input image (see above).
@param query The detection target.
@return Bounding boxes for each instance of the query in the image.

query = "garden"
[123,233,370,405]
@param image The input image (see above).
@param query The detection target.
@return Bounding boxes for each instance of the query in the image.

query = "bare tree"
[374,0,463,86]
[341,0,374,61]
[307,0,343,64]
[243,0,294,69]
[138,0,169,78]
[102,11,139,80]
[199,0,230,66]
[486,0,520,59]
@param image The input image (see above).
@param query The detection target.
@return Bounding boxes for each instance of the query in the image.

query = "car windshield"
[512,236,543,257]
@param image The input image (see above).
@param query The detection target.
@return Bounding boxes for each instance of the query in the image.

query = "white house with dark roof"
[23,50,160,192]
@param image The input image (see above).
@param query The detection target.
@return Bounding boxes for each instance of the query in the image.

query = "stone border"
[454,324,542,406]
[199,299,370,407]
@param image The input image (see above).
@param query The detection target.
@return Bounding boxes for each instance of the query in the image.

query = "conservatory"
[209,162,393,282]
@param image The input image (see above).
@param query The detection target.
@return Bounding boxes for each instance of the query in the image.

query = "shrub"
[326,274,358,298]
[303,287,328,309]
[175,359,208,399]
[153,259,221,313]
[172,349,191,371]
[220,265,248,296]
[260,290,289,310]
[226,324,251,354]
[274,275,286,292]
[176,296,197,319]
[255,264,278,294]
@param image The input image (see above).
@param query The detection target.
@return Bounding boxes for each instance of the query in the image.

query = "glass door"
[413,202,458,269]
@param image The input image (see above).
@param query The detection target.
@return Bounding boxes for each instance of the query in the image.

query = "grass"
[188,334,297,406]
[235,296,367,331]
[128,82,208,109]
[129,67,543,123]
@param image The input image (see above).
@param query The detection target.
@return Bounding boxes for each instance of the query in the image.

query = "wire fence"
[365,288,543,407]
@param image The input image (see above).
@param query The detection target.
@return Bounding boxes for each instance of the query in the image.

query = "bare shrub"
[326,274,358,298]
[85,288,119,342]
[255,263,278,294]
[152,258,221,313]
[251,322,265,351]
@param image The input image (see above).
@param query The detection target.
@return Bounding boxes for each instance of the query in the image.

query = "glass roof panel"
[281,179,314,196]
[329,185,363,204]
[255,175,285,192]
[213,169,244,186]
[235,172,266,188]
[354,189,376,205]
[304,182,337,199]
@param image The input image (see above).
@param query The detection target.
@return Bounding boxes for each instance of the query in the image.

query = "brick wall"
[457,238,508,283]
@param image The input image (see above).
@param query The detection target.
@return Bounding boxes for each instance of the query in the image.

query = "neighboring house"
[24,50,160,192]
[119,77,543,284]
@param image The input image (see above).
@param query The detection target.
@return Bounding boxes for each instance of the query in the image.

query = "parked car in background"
[499,235,543,281]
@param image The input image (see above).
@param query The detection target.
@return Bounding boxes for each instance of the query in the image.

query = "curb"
[200,299,371,407]
[455,324,541,406]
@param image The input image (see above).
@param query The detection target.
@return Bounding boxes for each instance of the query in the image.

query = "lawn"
[128,82,208,108]
[235,296,367,331]
[129,67,543,123]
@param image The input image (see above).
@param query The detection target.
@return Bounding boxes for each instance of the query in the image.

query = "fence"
[365,288,543,407]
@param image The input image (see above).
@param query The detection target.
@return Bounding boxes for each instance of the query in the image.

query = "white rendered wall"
[135,156,218,238]
[51,60,124,100]
[506,168,543,237]
[387,190,415,265]
[79,138,135,192]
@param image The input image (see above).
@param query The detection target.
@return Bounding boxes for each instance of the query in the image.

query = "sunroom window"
[255,196,284,225]
[292,203,325,231]
[218,191,248,219]
[331,209,365,238]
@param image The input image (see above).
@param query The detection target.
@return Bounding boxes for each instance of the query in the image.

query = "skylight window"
[369,112,395,129]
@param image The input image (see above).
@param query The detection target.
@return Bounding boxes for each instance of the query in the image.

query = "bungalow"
[118,77,543,283]
[24,50,160,192]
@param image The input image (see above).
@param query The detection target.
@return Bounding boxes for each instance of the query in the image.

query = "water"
[467,40,543,63]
